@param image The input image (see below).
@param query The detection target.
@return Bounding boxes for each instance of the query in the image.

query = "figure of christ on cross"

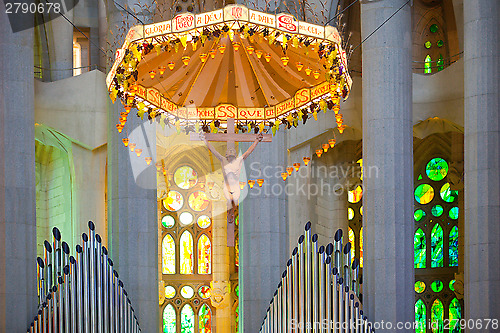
[190,118,272,246]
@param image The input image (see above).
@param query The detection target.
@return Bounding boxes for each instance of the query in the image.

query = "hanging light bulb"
[296,62,304,71]
[303,157,311,166]
[209,49,216,58]
[168,61,175,70]
[255,50,263,59]
[182,56,190,66]
[116,124,124,133]
[208,181,215,190]
[338,125,346,134]
[162,168,167,176]
[322,144,329,152]
[239,181,246,190]
[315,149,323,157]
[124,105,132,113]
[333,104,340,115]
[257,179,264,187]
[122,138,129,147]
[129,143,136,152]
[313,71,321,79]
[286,167,293,175]
[305,68,312,76]
[135,149,142,157]
[246,46,254,54]
[232,42,240,51]
[328,139,336,148]
[293,162,301,171]
[248,180,256,188]
[127,95,134,104]
[281,172,288,181]
[145,157,152,165]
[155,162,162,170]
[158,66,167,75]
[281,56,289,66]
[199,53,208,63]
[218,45,226,54]
[264,54,271,62]
[149,70,156,79]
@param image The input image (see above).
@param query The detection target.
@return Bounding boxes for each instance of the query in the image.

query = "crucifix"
[190,118,272,246]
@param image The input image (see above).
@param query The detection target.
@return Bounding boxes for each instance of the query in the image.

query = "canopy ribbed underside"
[136,36,327,108]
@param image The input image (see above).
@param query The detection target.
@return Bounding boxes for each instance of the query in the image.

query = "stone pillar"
[0,13,36,332]
[463,0,500,327]
[361,0,414,330]
[239,131,288,333]
[49,6,74,81]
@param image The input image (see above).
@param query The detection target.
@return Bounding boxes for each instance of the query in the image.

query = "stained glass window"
[163,304,176,333]
[199,304,212,333]
[360,227,363,268]
[348,185,362,204]
[348,207,354,220]
[198,286,211,299]
[426,158,448,181]
[165,286,176,299]
[197,215,211,228]
[174,166,198,189]
[425,41,432,49]
[449,207,459,220]
[162,235,176,274]
[449,280,456,291]
[415,184,434,204]
[181,305,195,333]
[431,280,443,292]
[431,224,444,268]
[440,183,458,203]
[180,231,194,274]
[449,298,461,333]
[181,286,194,299]
[431,299,444,333]
[431,205,444,217]
[415,281,426,294]
[425,55,432,74]
[348,227,355,262]
[437,55,444,71]
[437,40,444,48]
[414,209,426,222]
[430,24,439,33]
[162,215,175,228]
[188,191,210,211]
[414,228,426,268]
[164,191,184,211]
[449,226,458,266]
[198,234,212,274]
[415,299,426,333]
[180,212,194,226]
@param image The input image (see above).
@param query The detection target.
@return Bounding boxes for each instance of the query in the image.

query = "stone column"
[49,6,74,81]
[463,0,499,327]
[361,0,414,329]
[0,13,36,332]
[239,131,288,333]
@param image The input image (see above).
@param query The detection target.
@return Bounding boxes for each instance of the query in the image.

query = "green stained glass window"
[449,207,459,220]
[163,304,176,333]
[199,304,212,333]
[425,55,432,74]
[418,174,423,180]
[426,158,449,181]
[414,228,426,268]
[431,224,444,268]
[235,285,239,298]
[431,280,443,292]
[415,299,426,333]
[430,24,439,33]
[449,298,462,333]
[437,55,444,71]
[425,41,432,49]
[431,299,444,333]
[437,40,444,47]
[449,279,456,291]
[415,184,434,204]
[449,226,459,266]
[415,209,426,222]
[431,205,444,217]
[415,281,426,293]
[440,183,458,203]
[181,305,195,333]
[348,207,355,220]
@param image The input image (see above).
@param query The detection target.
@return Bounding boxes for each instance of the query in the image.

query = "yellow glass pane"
[360,226,363,268]
[163,190,184,211]
[174,166,198,189]
[197,215,212,229]
[198,234,212,274]
[348,185,363,203]
[348,207,355,220]
[348,227,355,262]
[188,191,210,211]
[162,235,175,274]
[180,231,193,274]
[165,286,176,298]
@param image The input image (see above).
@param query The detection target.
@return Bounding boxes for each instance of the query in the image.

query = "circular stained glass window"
[449,279,456,291]
[431,280,443,292]
[431,205,444,217]
[163,191,184,211]
[425,41,432,49]
[165,286,176,299]
[414,209,426,222]
[430,24,439,33]
[174,166,198,190]
[348,207,355,220]
[162,215,175,228]
[197,215,211,229]
[415,281,426,294]
[449,207,459,220]
[360,206,363,216]
[426,158,448,181]
[348,185,363,204]
[188,191,210,211]
[437,40,444,47]
[415,184,434,204]
[180,286,194,299]
[179,212,194,226]
[440,183,458,203]
[198,285,211,299]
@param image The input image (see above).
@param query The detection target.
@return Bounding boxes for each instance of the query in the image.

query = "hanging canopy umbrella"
[107,4,352,134]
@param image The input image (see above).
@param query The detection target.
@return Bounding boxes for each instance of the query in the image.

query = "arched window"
[359,227,363,268]
[414,228,426,268]
[198,234,211,274]
[162,235,176,274]
[431,299,444,333]
[180,231,194,274]
[348,227,355,262]
[431,223,444,268]
[449,298,462,333]
[181,304,195,333]
[347,159,363,268]
[424,55,432,74]
[415,299,426,333]
[163,304,176,333]
[198,304,212,333]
